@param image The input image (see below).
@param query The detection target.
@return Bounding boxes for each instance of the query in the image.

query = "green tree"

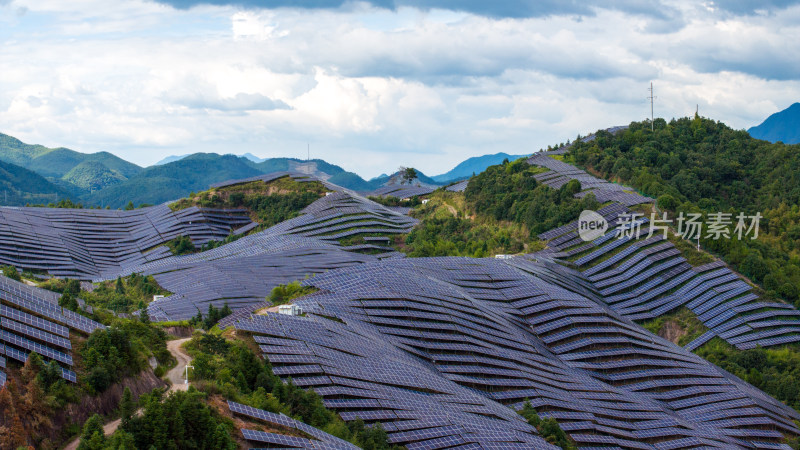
[657,193,678,211]
[119,387,135,429]
[65,278,81,294]
[59,292,79,311]
[78,414,106,450]
[1,265,21,281]
[399,167,418,185]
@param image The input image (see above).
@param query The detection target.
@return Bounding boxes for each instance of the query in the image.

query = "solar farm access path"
[61,338,192,450]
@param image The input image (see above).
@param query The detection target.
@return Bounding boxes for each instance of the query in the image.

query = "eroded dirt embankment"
[58,369,167,433]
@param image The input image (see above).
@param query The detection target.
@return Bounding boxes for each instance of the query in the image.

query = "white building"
[278,304,302,316]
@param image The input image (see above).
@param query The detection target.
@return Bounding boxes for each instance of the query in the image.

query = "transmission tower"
[647,82,657,131]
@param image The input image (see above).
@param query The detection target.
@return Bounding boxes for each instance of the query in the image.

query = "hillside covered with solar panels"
[3,121,800,449]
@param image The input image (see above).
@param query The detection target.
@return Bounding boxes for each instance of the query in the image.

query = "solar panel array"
[0,203,252,280]
[445,179,469,192]
[231,257,800,449]
[527,153,652,206]
[2,151,800,447]
[363,185,435,199]
[540,125,629,155]
[228,400,360,449]
[543,209,800,352]
[0,275,105,386]
[105,188,420,321]
[0,171,418,322]
[209,170,343,191]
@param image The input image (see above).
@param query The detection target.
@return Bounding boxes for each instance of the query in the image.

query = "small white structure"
[494,254,514,260]
[278,304,302,316]
[153,294,166,301]
[421,199,429,204]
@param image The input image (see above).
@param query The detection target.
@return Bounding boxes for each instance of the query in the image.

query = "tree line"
[567,116,800,309]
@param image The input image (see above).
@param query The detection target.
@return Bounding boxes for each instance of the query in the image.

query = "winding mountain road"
[165,338,192,391]
[62,337,192,450]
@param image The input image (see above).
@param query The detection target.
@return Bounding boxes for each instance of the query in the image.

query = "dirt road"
[165,338,192,392]
[62,337,192,449]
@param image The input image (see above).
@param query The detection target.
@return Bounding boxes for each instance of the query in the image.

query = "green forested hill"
[328,171,374,190]
[0,133,53,166]
[0,132,448,205]
[0,159,71,206]
[85,153,263,208]
[0,133,141,179]
[62,160,128,191]
[566,116,800,307]
[252,157,346,176]
[30,148,141,179]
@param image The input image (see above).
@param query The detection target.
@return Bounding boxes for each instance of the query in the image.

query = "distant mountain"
[157,152,265,165]
[0,132,142,196]
[748,103,800,144]
[251,158,381,191]
[85,153,389,207]
[327,171,374,191]
[432,152,529,183]
[242,153,264,163]
[0,159,71,206]
[0,131,455,206]
[253,158,346,178]
[0,133,141,178]
[153,154,188,165]
[366,169,443,191]
[85,153,262,208]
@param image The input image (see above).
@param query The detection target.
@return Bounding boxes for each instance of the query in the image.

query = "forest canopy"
[566,117,800,308]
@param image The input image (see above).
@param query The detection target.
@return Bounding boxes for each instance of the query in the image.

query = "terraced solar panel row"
[228,400,360,449]
[363,185,435,199]
[527,137,797,348]
[444,179,469,192]
[0,203,253,279]
[535,127,627,157]
[112,187,419,321]
[527,152,652,207]
[0,275,105,386]
[550,213,800,351]
[230,257,799,449]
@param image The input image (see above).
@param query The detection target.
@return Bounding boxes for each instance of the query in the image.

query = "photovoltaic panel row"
[230,257,799,448]
[0,275,104,386]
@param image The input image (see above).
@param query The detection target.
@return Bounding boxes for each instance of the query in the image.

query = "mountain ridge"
[748,102,800,144]
[0,159,71,206]
[2,132,555,207]
[432,152,528,182]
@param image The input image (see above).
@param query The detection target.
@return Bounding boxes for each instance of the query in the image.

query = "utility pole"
[307,143,310,161]
[185,364,194,385]
[648,82,656,131]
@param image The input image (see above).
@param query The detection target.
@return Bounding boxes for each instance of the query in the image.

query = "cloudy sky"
[1,0,798,177]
